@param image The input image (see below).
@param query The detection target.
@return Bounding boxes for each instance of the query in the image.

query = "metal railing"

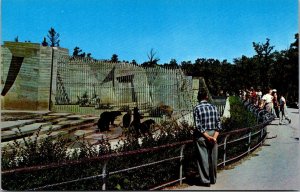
[2,121,272,190]
[2,99,275,190]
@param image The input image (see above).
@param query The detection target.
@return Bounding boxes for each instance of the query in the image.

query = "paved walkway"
[180,108,300,191]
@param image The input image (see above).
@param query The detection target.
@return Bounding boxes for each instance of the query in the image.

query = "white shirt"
[257,91,262,96]
[262,94,273,103]
[279,97,286,106]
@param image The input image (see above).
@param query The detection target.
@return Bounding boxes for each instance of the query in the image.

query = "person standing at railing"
[272,91,280,119]
[250,87,257,105]
[262,88,273,113]
[257,87,262,102]
[193,90,222,187]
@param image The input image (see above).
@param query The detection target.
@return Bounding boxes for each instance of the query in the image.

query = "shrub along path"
[175,107,300,191]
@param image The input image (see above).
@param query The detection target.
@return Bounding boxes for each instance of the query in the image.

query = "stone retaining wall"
[1,42,68,110]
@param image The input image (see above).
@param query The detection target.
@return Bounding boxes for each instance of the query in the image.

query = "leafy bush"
[221,96,257,131]
[1,100,264,190]
[1,120,194,190]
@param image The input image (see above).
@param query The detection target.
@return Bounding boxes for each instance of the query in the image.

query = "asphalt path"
[181,107,300,191]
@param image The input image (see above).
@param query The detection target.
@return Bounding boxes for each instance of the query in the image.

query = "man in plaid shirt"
[193,91,222,187]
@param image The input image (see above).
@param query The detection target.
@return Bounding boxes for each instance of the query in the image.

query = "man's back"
[194,101,221,133]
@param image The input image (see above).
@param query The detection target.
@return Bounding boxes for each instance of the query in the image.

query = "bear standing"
[122,110,132,128]
[131,107,141,135]
[97,111,122,132]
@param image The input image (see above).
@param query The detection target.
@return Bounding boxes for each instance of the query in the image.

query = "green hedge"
[221,96,257,131]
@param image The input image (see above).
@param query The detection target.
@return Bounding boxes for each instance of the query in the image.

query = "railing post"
[260,125,264,146]
[179,144,185,185]
[223,135,229,167]
[248,131,252,154]
[102,160,108,190]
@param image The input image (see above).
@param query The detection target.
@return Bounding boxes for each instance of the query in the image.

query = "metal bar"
[225,134,250,145]
[218,133,267,167]
[260,128,264,146]
[110,156,181,175]
[8,121,268,191]
[2,140,192,175]
[150,177,186,190]
[29,172,104,190]
[223,135,228,167]
[102,160,108,190]
[248,131,252,154]
[179,144,185,185]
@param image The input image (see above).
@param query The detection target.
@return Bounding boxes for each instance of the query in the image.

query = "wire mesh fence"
[53,57,194,116]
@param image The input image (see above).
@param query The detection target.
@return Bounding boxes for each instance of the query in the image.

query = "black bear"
[131,107,142,136]
[97,111,122,132]
[122,110,132,128]
[140,119,156,136]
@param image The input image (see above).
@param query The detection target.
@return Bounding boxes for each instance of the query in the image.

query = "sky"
[1,0,298,64]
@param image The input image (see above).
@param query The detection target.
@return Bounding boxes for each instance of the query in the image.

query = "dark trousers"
[194,130,218,184]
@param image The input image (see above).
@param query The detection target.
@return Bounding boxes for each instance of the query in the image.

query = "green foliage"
[179,34,298,101]
[41,37,48,46]
[222,96,257,131]
[1,106,261,190]
[47,27,60,47]
[1,120,194,190]
[2,127,71,170]
[111,54,119,63]
[72,46,86,57]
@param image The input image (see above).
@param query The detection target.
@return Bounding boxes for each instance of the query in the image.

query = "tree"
[47,27,60,47]
[72,46,86,57]
[41,37,48,46]
[169,59,178,68]
[290,33,299,50]
[147,48,160,65]
[283,33,299,101]
[14,36,19,42]
[141,48,160,67]
[163,59,178,68]
[111,54,119,63]
[180,61,193,75]
[252,38,275,89]
[131,60,138,65]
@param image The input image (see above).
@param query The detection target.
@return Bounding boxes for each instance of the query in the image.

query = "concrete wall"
[1,42,68,111]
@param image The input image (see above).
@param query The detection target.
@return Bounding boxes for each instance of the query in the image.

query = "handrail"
[2,120,272,175]
[27,120,269,191]
[2,140,192,175]
[2,117,270,175]
[2,101,275,191]
[3,120,271,191]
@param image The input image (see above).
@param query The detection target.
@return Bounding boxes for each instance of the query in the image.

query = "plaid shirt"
[194,100,222,133]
